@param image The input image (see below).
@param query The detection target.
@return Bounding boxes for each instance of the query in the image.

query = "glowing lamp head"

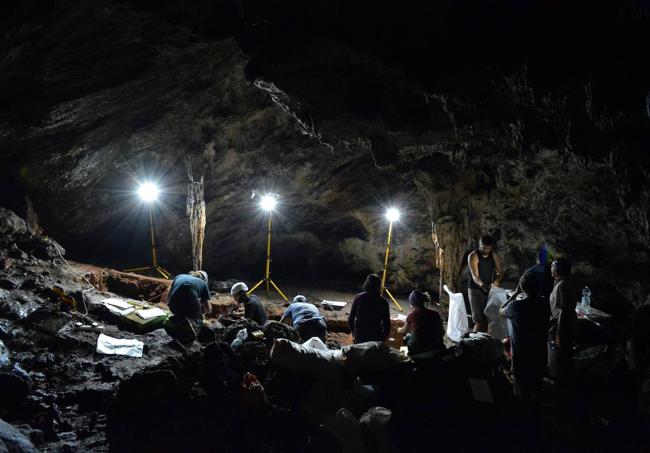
[385,208,400,222]
[137,182,159,202]
[260,194,277,212]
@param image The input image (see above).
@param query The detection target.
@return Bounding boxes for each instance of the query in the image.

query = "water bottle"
[231,328,248,351]
[581,286,591,314]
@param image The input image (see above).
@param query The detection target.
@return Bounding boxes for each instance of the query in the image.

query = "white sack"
[444,284,469,342]
[483,286,509,340]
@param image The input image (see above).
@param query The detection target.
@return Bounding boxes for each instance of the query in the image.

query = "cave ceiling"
[1,0,649,308]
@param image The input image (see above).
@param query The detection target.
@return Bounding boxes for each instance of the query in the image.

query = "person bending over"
[348,274,391,343]
[164,270,210,343]
[280,295,328,342]
[398,290,445,358]
[231,282,267,326]
[467,235,504,332]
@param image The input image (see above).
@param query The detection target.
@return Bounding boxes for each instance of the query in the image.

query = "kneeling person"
[281,295,328,342]
[164,270,210,343]
[231,282,267,326]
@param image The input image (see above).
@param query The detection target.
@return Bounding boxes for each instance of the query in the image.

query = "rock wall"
[1,0,649,311]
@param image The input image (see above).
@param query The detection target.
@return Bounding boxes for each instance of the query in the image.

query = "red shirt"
[406,307,444,349]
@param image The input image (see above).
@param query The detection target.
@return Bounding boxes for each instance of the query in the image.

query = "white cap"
[192,270,208,282]
[293,295,307,304]
[230,282,249,295]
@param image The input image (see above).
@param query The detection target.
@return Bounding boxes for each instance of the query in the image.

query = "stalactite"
[185,157,206,272]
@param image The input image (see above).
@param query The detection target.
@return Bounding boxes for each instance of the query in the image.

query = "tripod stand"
[380,219,403,311]
[248,211,288,301]
[124,205,171,279]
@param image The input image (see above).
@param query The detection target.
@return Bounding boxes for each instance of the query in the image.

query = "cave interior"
[0,0,650,451]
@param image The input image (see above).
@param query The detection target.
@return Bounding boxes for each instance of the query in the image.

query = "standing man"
[467,235,504,332]
[164,270,210,343]
[548,258,578,400]
[280,295,328,342]
[231,282,267,326]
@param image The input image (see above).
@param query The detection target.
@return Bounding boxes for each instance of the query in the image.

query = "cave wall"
[1,0,649,311]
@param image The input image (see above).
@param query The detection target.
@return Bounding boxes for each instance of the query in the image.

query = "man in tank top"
[467,235,504,332]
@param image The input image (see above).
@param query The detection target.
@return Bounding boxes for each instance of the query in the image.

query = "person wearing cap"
[348,274,391,344]
[397,290,445,357]
[230,282,267,326]
[163,270,210,343]
[280,295,328,342]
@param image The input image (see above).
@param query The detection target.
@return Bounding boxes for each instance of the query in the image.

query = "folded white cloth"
[96,333,143,358]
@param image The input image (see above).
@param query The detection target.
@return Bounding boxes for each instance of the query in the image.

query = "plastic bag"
[270,338,344,381]
[359,407,398,453]
[231,328,248,351]
[341,341,408,374]
[444,284,469,342]
[240,372,268,409]
[483,286,509,340]
[321,408,368,453]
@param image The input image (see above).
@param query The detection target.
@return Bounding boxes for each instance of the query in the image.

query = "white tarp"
[444,284,469,342]
[96,333,143,358]
[483,286,509,340]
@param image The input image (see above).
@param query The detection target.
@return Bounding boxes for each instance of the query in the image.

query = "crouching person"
[280,295,328,342]
[163,270,210,343]
[230,282,267,326]
[398,290,445,359]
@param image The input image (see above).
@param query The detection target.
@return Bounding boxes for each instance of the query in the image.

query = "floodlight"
[138,182,159,202]
[386,208,400,222]
[260,194,277,212]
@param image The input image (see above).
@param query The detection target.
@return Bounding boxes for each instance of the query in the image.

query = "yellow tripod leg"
[270,279,289,301]
[248,279,265,295]
[155,266,171,279]
[384,288,403,311]
[124,266,151,273]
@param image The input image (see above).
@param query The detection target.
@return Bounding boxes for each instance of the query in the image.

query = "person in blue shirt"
[525,245,554,303]
[280,295,327,342]
[163,270,210,343]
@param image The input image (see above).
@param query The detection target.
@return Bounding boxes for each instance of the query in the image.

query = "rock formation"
[0,0,648,314]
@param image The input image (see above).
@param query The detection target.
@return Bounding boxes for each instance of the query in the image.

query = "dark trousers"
[296,319,327,342]
[548,338,575,406]
[512,350,545,402]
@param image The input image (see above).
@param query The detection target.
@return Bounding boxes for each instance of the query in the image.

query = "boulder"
[262,321,301,345]
[0,419,40,453]
[0,208,27,236]
[0,364,34,408]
